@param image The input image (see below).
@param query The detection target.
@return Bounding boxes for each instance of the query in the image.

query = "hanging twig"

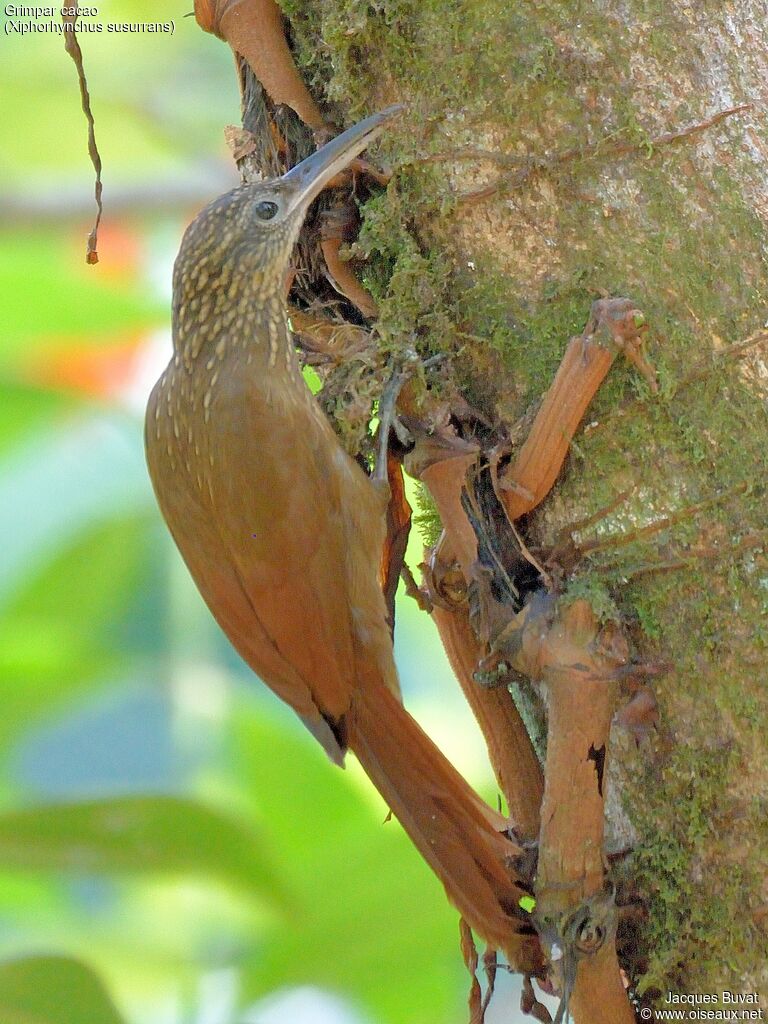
[61,2,103,263]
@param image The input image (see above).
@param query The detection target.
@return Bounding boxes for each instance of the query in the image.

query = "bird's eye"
[255,200,279,221]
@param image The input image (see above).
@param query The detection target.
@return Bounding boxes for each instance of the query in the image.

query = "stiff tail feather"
[346,681,542,974]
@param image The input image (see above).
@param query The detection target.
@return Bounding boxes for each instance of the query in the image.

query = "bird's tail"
[346,679,541,973]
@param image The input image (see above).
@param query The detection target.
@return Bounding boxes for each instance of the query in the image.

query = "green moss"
[352,176,460,368]
[413,483,442,547]
[561,575,622,624]
[629,735,765,994]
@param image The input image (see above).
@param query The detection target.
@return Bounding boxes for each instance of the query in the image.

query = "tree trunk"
[210,0,768,1012]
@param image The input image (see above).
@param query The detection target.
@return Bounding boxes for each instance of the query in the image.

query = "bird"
[145,106,540,973]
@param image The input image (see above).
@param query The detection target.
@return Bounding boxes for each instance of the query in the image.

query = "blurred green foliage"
[0,955,130,1024]
[0,5,496,1022]
[0,233,163,353]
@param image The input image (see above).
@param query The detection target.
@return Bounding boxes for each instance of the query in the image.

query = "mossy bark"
[279,0,768,1004]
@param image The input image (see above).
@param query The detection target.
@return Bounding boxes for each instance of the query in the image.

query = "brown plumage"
[145,109,540,972]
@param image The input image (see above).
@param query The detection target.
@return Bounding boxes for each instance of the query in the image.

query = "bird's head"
[172,105,403,352]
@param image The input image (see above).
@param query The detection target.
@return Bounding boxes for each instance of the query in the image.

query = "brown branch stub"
[319,204,379,319]
[405,432,481,578]
[501,597,634,1022]
[431,596,543,842]
[409,429,545,840]
[499,298,653,521]
[537,626,613,905]
[194,0,325,130]
[569,941,633,1024]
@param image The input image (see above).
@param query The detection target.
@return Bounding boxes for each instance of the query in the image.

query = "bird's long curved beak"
[282,104,404,215]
